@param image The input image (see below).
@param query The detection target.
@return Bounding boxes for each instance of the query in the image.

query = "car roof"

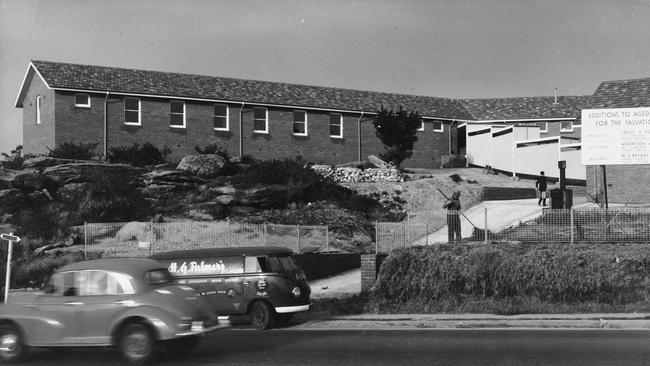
[58,258,165,273]
[149,246,294,260]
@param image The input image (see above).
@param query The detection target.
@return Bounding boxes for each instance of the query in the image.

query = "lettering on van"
[168,261,226,275]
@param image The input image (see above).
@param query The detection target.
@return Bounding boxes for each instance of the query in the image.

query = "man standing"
[536,171,548,206]
[443,191,462,243]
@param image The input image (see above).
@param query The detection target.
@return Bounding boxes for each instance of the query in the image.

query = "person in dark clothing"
[443,191,462,243]
[535,171,548,206]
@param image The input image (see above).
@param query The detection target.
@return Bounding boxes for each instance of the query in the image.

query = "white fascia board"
[461,117,575,124]
[41,86,372,115]
[515,136,560,147]
[14,62,52,108]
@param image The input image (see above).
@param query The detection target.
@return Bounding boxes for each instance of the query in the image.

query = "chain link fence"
[84,221,329,258]
[376,207,650,253]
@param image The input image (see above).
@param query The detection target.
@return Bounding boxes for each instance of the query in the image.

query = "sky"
[1,0,649,154]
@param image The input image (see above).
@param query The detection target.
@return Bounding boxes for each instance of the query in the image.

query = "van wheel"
[0,323,26,363]
[250,301,275,330]
[119,322,156,365]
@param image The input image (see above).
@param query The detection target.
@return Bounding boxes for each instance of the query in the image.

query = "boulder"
[142,170,206,187]
[367,155,390,169]
[215,194,237,205]
[0,168,43,191]
[43,163,141,186]
[141,183,177,196]
[176,154,227,178]
[23,156,98,169]
[115,222,151,242]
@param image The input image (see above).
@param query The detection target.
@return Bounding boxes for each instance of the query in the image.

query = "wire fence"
[376,207,650,253]
[83,221,329,258]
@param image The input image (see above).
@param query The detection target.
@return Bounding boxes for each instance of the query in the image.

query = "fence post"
[426,224,429,245]
[297,225,301,252]
[84,221,88,260]
[150,220,155,255]
[570,208,574,245]
[325,226,329,253]
[264,222,268,246]
[227,220,231,247]
[375,221,379,255]
[484,207,488,244]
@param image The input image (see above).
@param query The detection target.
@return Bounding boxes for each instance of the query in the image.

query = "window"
[213,104,229,130]
[75,94,90,108]
[35,96,42,125]
[418,120,425,131]
[124,97,141,125]
[539,122,548,133]
[432,120,443,132]
[293,110,307,135]
[253,107,268,133]
[245,256,262,273]
[170,100,186,128]
[329,113,343,138]
[560,121,573,132]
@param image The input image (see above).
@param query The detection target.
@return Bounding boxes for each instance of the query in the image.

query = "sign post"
[1,233,21,304]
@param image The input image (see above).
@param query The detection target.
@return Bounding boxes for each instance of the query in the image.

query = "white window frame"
[170,100,186,128]
[213,103,229,131]
[253,107,268,134]
[432,119,444,133]
[539,122,548,133]
[35,95,41,125]
[560,121,573,133]
[418,120,425,132]
[74,93,91,108]
[329,113,343,138]
[124,97,141,126]
[293,110,308,136]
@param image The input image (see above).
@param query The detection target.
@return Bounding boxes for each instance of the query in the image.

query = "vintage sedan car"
[0,258,229,364]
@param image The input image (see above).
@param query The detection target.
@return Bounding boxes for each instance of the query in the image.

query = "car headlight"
[291,286,301,298]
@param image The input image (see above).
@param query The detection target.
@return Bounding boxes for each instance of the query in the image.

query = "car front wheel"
[119,322,156,365]
[250,301,275,330]
[0,323,26,363]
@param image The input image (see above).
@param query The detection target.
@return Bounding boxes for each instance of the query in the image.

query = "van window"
[278,255,300,272]
[266,256,283,273]
[245,256,262,273]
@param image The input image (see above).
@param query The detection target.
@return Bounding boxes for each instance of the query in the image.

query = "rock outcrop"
[176,154,227,178]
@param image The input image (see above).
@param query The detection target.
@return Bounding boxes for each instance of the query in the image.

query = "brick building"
[15,61,478,168]
[584,77,650,204]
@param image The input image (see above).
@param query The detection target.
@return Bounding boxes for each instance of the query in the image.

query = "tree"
[372,106,422,167]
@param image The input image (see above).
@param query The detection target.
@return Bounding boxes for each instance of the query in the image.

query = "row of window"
[537,121,578,133]
[36,93,446,136]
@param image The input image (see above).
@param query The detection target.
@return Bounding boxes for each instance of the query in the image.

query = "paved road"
[20,329,650,365]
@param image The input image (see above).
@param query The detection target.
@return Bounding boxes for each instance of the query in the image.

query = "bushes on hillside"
[371,243,650,314]
[47,142,98,160]
[108,143,170,166]
[1,145,37,170]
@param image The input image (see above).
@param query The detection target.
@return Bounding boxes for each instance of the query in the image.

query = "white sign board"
[581,107,650,165]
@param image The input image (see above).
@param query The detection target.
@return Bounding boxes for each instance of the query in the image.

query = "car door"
[74,270,134,345]
[34,271,84,345]
[209,256,244,314]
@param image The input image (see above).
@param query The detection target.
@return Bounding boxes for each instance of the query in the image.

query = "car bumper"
[174,317,231,337]
[275,304,310,314]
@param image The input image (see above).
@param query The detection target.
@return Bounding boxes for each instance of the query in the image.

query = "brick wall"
[361,253,388,293]
[586,164,650,204]
[22,76,55,155]
[25,82,452,168]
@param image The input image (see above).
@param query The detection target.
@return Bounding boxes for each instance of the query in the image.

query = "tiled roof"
[28,60,474,120]
[589,77,650,109]
[459,96,591,121]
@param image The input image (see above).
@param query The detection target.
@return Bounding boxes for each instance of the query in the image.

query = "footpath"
[291,313,650,330]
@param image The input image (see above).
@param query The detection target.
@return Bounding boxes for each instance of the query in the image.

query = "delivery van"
[150,246,310,330]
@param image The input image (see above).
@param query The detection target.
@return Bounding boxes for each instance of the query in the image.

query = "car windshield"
[145,269,175,286]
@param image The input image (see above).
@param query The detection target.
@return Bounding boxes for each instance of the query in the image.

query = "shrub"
[194,144,232,161]
[108,143,170,166]
[371,243,650,314]
[1,145,38,170]
[47,142,98,160]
